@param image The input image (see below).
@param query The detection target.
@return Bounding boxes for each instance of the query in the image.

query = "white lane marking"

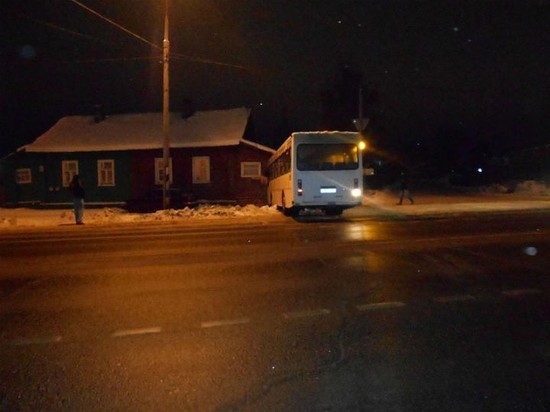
[356,301,406,311]
[502,288,542,297]
[10,336,62,346]
[434,295,476,303]
[283,309,331,320]
[201,318,250,329]
[111,327,162,338]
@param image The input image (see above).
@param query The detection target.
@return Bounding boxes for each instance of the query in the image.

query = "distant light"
[338,20,342,24]
[524,246,537,256]
[477,167,483,173]
[453,26,460,32]
[358,141,366,151]
[19,45,36,60]
[259,102,263,106]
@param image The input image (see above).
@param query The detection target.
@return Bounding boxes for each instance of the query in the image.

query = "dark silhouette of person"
[69,174,85,224]
[398,172,414,205]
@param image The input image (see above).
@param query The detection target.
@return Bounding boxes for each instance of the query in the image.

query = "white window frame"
[15,168,32,184]
[155,157,173,185]
[62,160,79,187]
[97,159,115,186]
[192,156,211,184]
[241,161,262,178]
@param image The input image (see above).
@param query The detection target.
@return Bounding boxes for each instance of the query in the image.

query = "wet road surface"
[0,212,548,411]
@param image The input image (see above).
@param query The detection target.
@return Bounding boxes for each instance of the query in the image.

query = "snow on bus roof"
[19,107,273,153]
[291,131,359,136]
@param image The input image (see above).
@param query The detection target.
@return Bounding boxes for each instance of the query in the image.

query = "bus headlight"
[351,188,362,197]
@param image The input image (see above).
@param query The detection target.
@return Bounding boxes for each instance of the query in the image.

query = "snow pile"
[146,204,278,221]
[0,204,279,229]
[513,180,549,195]
[481,180,549,195]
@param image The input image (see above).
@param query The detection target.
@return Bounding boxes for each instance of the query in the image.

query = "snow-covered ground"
[0,204,281,229]
[1,180,548,230]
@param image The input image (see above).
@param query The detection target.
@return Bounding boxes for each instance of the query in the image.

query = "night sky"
[1,0,548,171]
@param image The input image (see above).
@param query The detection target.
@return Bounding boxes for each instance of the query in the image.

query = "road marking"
[502,288,542,297]
[434,295,476,303]
[10,336,62,346]
[111,327,162,338]
[356,301,406,311]
[201,318,250,329]
[283,308,331,319]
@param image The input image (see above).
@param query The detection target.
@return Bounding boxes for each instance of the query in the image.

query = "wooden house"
[1,107,275,208]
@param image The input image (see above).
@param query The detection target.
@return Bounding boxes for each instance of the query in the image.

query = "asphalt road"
[0,212,548,411]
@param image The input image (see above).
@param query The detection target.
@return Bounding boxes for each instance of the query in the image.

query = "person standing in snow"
[69,174,85,224]
[397,171,414,205]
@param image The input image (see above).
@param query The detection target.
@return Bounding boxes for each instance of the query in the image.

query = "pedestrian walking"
[69,174,85,224]
[398,172,414,205]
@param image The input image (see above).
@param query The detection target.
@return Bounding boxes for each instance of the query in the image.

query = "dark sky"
[1,0,548,164]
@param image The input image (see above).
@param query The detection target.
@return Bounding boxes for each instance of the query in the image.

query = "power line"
[171,53,253,72]
[14,11,108,44]
[13,10,254,70]
[67,0,254,72]
[67,0,161,51]
[72,56,162,64]
[37,0,255,72]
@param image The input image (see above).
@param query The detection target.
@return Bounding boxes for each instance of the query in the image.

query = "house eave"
[240,139,276,154]
[23,139,274,154]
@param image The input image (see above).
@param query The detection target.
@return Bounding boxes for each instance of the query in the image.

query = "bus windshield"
[297,144,359,171]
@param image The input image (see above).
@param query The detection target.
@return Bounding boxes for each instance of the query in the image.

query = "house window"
[62,160,79,187]
[155,158,173,185]
[15,168,32,184]
[192,156,211,184]
[241,162,262,178]
[98,160,115,186]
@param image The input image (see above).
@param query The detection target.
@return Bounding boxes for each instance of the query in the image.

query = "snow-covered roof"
[20,107,274,154]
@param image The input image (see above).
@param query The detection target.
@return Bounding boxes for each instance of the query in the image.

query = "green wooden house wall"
[1,150,131,207]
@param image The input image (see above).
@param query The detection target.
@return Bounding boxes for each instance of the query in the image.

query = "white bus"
[267,131,364,216]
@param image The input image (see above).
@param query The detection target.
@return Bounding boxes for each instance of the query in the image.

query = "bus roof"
[291,131,359,138]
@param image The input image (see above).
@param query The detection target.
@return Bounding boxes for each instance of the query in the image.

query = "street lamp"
[162,0,170,209]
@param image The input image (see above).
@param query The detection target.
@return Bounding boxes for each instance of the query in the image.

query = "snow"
[0,180,548,230]
[0,204,280,229]
[20,107,272,154]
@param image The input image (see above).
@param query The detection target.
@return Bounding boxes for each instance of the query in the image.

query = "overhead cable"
[67,0,161,50]
[14,11,107,44]
[171,53,252,72]
[66,0,252,71]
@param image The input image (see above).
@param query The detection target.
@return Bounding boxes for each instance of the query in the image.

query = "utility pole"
[162,0,171,209]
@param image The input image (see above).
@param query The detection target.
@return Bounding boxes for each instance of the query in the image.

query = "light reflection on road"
[344,223,380,241]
